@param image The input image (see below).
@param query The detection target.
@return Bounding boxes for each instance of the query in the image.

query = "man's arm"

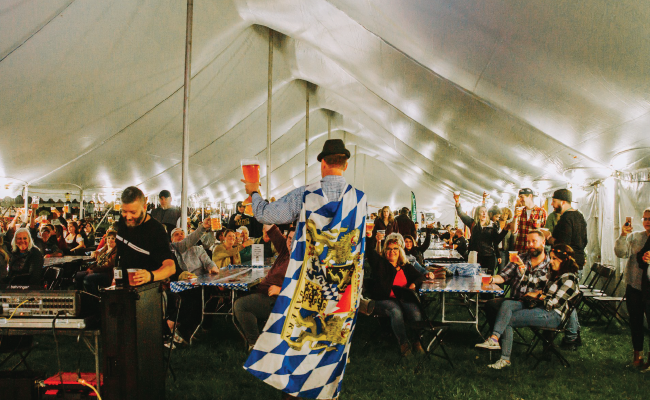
[172,224,206,254]
[251,188,304,225]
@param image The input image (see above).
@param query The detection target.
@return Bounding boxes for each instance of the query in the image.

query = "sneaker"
[400,343,413,358]
[413,341,425,355]
[172,331,187,344]
[488,359,511,370]
[475,337,501,350]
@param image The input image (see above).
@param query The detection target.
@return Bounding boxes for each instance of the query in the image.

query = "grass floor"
[18,298,648,400]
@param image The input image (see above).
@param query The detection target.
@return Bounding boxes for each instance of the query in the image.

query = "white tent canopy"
[2,0,649,225]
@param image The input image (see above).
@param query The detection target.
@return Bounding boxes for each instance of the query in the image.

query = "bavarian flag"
[244,180,367,399]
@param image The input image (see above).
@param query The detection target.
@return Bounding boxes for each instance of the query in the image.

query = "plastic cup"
[509,251,519,263]
[114,200,121,211]
[211,214,221,231]
[127,268,142,286]
[482,275,491,285]
[241,158,260,206]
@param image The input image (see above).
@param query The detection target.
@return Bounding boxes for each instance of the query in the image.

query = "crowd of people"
[1,149,649,398]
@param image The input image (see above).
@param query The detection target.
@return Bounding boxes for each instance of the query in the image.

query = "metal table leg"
[190,286,206,344]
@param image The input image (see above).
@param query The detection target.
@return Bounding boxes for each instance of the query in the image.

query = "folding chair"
[579,265,615,316]
[524,292,583,368]
[591,272,628,329]
[391,286,453,370]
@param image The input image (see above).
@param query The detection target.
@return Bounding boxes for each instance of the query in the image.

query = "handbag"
[522,293,543,309]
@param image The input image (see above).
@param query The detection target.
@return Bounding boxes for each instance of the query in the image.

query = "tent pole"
[79,189,84,220]
[353,145,357,187]
[266,29,273,199]
[362,153,366,191]
[180,0,194,234]
[327,113,331,139]
[305,84,309,186]
[23,185,28,218]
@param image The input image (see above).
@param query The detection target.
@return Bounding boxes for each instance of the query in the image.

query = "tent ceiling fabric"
[1,0,649,218]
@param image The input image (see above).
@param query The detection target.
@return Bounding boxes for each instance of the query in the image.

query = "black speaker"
[100,282,164,400]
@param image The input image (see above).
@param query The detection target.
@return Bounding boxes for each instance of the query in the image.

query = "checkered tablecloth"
[169,265,271,293]
[419,276,504,295]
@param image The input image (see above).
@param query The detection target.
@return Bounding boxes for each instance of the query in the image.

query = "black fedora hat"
[317,139,351,162]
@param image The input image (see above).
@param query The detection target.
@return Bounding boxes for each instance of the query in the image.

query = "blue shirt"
[252,175,348,225]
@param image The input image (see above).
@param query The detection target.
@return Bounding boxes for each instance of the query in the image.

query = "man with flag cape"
[240,139,366,399]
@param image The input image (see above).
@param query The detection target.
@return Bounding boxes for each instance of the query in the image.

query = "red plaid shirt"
[514,206,547,252]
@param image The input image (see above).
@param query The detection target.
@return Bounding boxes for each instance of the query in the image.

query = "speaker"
[100,282,164,400]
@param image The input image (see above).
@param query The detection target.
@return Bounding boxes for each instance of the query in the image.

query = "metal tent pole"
[353,145,357,187]
[79,189,84,220]
[266,29,273,199]
[23,185,28,218]
[180,0,194,234]
[305,84,309,186]
[327,112,331,139]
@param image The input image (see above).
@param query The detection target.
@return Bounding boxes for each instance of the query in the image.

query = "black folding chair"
[391,286,453,370]
[524,292,583,368]
[591,272,628,329]
[580,265,615,316]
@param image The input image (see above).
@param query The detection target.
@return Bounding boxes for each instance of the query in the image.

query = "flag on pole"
[411,191,417,223]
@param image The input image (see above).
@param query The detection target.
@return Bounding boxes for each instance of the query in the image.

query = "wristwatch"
[148,270,155,283]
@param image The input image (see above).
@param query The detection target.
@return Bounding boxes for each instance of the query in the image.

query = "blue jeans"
[375,299,422,345]
[492,300,562,361]
[412,261,426,274]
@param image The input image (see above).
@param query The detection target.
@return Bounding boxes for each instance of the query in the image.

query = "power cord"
[1,297,36,321]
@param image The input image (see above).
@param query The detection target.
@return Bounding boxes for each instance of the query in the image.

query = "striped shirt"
[252,175,348,225]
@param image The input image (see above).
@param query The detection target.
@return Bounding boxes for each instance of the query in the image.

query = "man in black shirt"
[451,229,469,260]
[116,186,175,286]
[546,188,586,349]
[228,201,263,238]
[547,189,588,269]
[150,190,181,235]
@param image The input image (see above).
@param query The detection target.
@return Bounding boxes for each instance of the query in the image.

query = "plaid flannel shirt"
[543,273,579,319]
[513,206,547,252]
[499,252,550,299]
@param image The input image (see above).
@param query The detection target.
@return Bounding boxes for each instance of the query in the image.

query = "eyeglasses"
[386,247,400,252]
[643,218,650,222]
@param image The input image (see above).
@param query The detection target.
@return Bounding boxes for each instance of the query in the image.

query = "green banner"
[411,191,417,223]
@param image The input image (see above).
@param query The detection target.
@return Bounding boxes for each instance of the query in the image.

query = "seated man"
[31,225,63,258]
[483,230,551,332]
[167,219,216,342]
[450,229,469,261]
[233,225,294,351]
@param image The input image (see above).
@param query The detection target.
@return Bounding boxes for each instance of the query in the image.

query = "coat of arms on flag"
[244,182,366,399]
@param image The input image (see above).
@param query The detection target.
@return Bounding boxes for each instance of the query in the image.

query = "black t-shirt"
[116,216,174,272]
[552,210,588,268]
[453,236,469,260]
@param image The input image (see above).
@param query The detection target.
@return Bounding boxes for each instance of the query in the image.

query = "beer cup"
[241,159,260,206]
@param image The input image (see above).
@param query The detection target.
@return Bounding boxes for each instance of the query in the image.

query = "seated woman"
[476,244,580,369]
[234,225,294,350]
[82,223,96,249]
[54,224,69,254]
[75,230,117,296]
[65,221,86,255]
[367,233,433,357]
[212,229,253,268]
[1,228,44,285]
[404,223,433,267]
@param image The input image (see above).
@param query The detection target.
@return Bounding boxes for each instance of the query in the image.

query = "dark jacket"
[371,218,398,239]
[366,248,425,301]
[404,229,431,266]
[2,247,44,286]
[395,214,416,239]
[455,204,507,257]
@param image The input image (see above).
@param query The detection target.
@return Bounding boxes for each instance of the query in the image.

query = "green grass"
[19,301,648,400]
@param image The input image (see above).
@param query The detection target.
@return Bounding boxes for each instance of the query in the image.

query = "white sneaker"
[475,338,501,350]
[488,359,511,370]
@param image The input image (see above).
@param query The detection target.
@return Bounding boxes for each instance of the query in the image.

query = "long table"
[169,265,271,343]
[419,276,504,339]
[424,249,463,260]
[43,255,94,268]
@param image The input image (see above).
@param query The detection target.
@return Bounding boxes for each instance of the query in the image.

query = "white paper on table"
[252,244,264,266]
